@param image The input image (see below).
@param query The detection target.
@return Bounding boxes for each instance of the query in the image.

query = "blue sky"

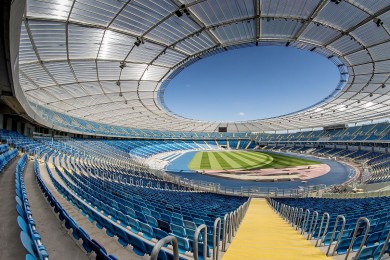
[164,46,340,122]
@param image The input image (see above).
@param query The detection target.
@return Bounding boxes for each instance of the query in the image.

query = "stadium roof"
[10,0,390,132]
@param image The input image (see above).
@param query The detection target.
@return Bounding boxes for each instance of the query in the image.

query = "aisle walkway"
[0,157,25,259]
[23,160,89,259]
[223,198,328,260]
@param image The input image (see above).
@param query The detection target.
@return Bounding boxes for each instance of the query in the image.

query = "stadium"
[0,0,389,259]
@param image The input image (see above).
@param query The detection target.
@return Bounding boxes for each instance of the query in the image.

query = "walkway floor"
[23,160,89,260]
[40,159,144,259]
[222,198,328,260]
[0,157,25,260]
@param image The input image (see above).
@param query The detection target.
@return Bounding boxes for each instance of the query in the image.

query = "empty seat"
[322,231,339,246]
[136,211,147,223]
[380,230,390,243]
[172,217,184,227]
[176,236,190,254]
[184,220,197,230]
[145,215,158,228]
[355,245,378,260]
[172,212,183,220]
[127,235,148,256]
[154,228,169,241]
[139,222,155,240]
[366,231,381,247]
[78,227,93,253]
[336,238,352,255]
[171,223,187,238]
[193,218,205,226]
[20,231,37,257]
[113,225,129,247]
[127,216,141,233]
[117,211,128,227]
[160,213,172,223]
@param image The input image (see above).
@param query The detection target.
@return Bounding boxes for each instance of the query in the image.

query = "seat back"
[20,231,36,256]
[171,223,187,238]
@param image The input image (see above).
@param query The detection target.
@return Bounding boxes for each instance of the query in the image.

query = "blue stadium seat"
[171,223,187,238]
[356,244,378,260]
[20,231,36,256]
[184,220,197,230]
[139,222,155,240]
[366,231,381,247]
[25,254,37,260]
[154,228,169,241]
[145,215,158,228]
[176,236,190,254]
[127,216,141,233]
[127,235,148,256]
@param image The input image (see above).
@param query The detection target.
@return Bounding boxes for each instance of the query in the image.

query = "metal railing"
[322,189,390,199]
[150,236,179,260]
[267,198,390,260]
[344,217,370,260]
[151,199,250,260]
[194,224,207,260]
[315,212,330,247]
[327,215,346,256]
[378,230,390,260]
[307,211,318,240]
[213,218,221,260]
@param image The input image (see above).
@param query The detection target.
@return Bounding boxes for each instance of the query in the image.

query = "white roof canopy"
[14,0,390,132]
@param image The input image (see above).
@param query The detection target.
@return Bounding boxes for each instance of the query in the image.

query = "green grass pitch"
[188,151,320,171]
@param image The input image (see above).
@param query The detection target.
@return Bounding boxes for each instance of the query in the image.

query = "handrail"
[377,229,390,260]
[285,205,290,221]
[296,208,304,230]
[290,207,296,226]
[315,212,330,247]
[301,209,310,235]
[234,210,238,232]
[290,207,296,224]
[287,206,293,224]
[150,236,179,260]
[287,206,295,223]
[222,213,229,252]
[307,211,319,240]
[345,217,370,260]
[292,207,299,227]
[229,211,234,241]
[194,224,208,260]
[327,215,346,256]
[213,218,221,260]
[278,203,282,216]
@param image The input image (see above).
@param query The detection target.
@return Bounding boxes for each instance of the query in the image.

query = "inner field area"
[187,151,320,171]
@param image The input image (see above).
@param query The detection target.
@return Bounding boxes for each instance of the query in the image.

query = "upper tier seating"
[34,103,252,139]
[255,122,390,143]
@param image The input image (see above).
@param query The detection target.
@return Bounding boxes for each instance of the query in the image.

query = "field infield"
[188,150,320,171]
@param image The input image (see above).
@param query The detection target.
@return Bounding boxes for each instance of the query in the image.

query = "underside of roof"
[10,0,390,133]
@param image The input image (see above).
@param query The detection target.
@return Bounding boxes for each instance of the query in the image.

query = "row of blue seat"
[0,148,18,172]
[0,143,9,153]
[15,154,49,260]
[42,160,184,260]
[33,159,120,260]
[255,122,390,142]
[51,162,213,258]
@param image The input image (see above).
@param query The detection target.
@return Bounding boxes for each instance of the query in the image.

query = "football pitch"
[188,151,320,171]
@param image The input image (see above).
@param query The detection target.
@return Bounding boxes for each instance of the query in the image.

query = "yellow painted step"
[223,198,328,260]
